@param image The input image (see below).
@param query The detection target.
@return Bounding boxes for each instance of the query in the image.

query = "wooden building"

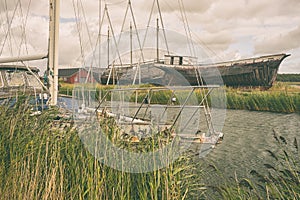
[58,68,99,84]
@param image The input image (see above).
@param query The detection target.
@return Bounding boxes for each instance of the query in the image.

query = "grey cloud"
[254,26,300,54]
[209,0,300,20]
[199,31,233,50]
[1,0,300,73]
[158,0,213,13]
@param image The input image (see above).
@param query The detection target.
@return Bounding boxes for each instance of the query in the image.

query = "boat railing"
[198,53,287,68]
[92,85,219,135]
[108,54,288,69]
[105,58,166,69]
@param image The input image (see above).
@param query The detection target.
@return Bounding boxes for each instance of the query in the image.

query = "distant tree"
[276,74,300,82]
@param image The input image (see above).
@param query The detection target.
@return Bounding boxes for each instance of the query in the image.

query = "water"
[200,109,299,198]
[208,109,299,172]
[59,96,299,174]
[59,97,299,196]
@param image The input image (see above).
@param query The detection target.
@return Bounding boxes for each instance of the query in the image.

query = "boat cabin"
[0,65,46,99]
[164,55,197,66]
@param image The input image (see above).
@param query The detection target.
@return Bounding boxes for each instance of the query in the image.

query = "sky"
[0,0,299,73]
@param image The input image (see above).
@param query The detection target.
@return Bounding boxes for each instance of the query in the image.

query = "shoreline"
[59,82,300,114]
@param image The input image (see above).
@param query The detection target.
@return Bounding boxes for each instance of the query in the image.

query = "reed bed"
[0,97,204,200]
[226,91,300,113]
[60,82,300,113]
[226,85,300,113]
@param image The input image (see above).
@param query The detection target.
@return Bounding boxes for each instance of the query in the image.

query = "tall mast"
[107,26,111,69]
[48,0,60,106]
[99,0,101,67]
[156,18,159,63]
[130,21,133,67]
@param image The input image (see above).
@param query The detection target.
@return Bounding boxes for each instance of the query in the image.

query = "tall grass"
[226,82,300,113]
[226,89,300,113]
[0,97,204,199]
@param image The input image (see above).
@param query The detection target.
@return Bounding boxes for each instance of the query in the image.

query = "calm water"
[207,109,299,171]
[200,109,299,198]
[59,97,299,173]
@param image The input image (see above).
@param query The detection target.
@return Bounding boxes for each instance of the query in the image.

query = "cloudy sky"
[0,0,299,73]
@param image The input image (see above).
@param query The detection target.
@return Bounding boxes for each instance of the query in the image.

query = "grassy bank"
[59,82,300,113]
[0,98,202,200]
[226,83,300,113]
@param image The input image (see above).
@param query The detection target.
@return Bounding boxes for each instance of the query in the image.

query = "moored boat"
[0,65,48,109]
[100,53,290,88]
[169,53,290,88]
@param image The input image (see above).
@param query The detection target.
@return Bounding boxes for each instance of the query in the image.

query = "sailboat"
[0,0,59,107]
[96,0,289,89]
[101,53,289,88]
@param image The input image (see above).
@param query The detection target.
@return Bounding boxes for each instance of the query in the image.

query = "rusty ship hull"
[100,53,290,88]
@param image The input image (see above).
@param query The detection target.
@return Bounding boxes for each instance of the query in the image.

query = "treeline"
[276,73,300,82]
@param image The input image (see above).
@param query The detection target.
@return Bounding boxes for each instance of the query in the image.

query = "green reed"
[0,97,204,200]
[60,82,300,113]
[226,90,300,113]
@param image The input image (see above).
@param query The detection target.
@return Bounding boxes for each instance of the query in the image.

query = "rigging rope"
[104,4,123,66]
[103,0,127,6]
[0,0,20,56]
[5,0,13,56]
[141,0,155,55]
[156,0,169,55]
[22,61,49,92]
[17,0,32,58]
[178,0,195,57]
[128,1,145,63]
[78,0,99,83]
[73,0,102,76]
[72,0,86,70]
[159,0,222,62]
[141,0,170,60]
[118,0,144,63]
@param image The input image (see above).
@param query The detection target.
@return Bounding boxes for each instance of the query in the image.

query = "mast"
[130,21,133,67]
[107,26,110,68]
[156,18,159,63]
[48,0,60,106]
[98,0,101,81]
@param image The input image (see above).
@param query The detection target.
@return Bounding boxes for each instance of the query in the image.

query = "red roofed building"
[58,68,98,84]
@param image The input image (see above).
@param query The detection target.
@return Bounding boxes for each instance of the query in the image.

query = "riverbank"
[226,82,300,113]
[59,82,300,113]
